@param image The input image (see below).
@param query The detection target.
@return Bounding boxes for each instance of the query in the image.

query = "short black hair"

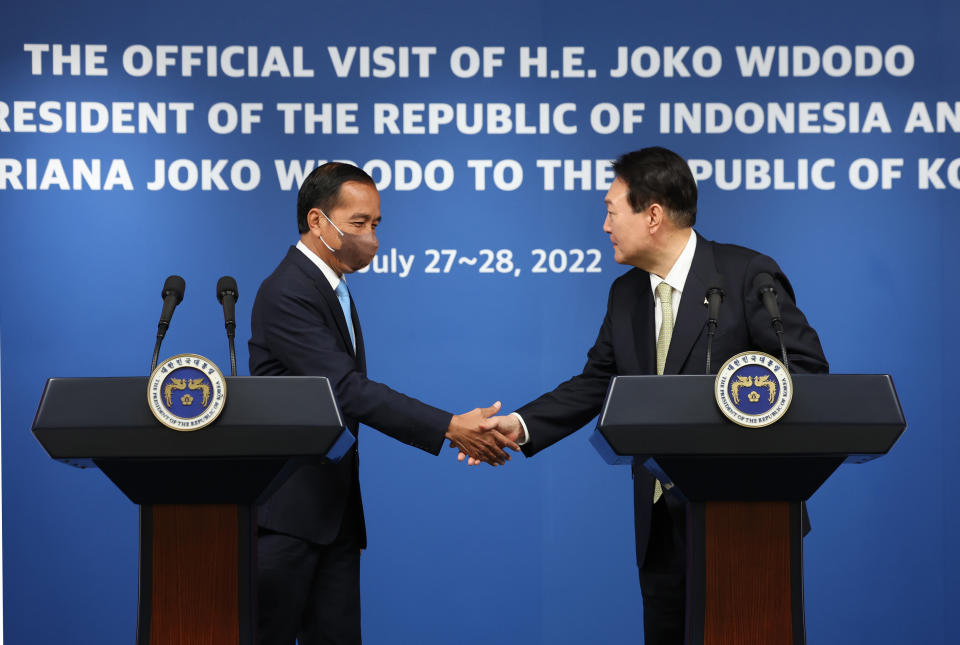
[611,147,697,227]
[297,162,376,234]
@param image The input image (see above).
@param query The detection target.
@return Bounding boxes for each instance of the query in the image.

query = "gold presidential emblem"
[715,351,792,428]
[147,354,227,431]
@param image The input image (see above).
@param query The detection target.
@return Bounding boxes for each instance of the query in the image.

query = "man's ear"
[306,208,324,232]
[647,202,665,233]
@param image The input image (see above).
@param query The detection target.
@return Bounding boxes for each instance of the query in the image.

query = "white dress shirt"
[297,239,344,292]
[650,230,697,342]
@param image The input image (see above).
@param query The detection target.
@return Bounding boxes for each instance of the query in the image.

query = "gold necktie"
[653,281,674,503]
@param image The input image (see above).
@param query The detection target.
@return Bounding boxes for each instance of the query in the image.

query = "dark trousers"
[638,494,687,645]
[257,502,362,645]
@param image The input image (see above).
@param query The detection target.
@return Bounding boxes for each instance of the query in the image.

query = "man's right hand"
[445,401,520,466]
[457,413,523,466]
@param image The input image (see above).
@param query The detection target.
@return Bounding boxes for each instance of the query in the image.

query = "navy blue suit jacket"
[249,246,452,547]
[517,234,829,566]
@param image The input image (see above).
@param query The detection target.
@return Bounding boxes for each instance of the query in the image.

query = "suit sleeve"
[255,282,452,455]
[743,253,829,374]
[516,287,619,457]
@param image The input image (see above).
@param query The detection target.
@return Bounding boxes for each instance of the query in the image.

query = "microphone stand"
[226,322,237,377]
[705,283,724,374]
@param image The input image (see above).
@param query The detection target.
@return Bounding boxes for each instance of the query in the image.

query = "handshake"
[444,401,523,467]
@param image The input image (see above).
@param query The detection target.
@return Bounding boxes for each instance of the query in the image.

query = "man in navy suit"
[467,147,828,644]
[249,162,517,645]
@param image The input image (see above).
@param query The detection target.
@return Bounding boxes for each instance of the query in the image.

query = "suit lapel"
[664,235,716,374]
[286,246,358,359]
[350,294,366,372]
[623,270,657,374]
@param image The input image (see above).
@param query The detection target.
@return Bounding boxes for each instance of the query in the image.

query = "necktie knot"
[655,281,672,307]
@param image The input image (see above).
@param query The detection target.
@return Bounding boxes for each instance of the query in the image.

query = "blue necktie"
[335,280,356,351]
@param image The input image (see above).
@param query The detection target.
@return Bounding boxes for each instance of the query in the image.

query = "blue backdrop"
[2,1,957,643]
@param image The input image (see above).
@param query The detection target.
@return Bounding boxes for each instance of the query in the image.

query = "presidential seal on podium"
[147,353,227,431]
[715,351,792,428]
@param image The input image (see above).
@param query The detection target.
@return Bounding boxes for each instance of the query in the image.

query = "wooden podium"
[32,376,352,645]
[591,374,906,645]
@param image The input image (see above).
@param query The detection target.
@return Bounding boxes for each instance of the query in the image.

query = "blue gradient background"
[1,1,956,643]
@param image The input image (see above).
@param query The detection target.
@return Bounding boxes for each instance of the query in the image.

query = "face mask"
[317,210,379,272]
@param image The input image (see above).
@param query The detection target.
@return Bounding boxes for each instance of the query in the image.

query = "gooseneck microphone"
[704,277,725,373]
[753,272,790,371]
[151,275,186,372]
[217,276,239,376]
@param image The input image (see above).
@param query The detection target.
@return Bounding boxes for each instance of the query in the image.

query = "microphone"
[217,276,239,376]
[754,272,781,325]
[151,275,186,372]
[217,276,238,334]
[704,277,725,374]
[753,272,790,371]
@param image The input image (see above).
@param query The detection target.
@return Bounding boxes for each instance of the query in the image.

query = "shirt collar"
[649,229,697,294]
[296,239,343,292]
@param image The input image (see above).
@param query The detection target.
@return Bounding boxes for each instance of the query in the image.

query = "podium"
[591,374,905,645]
[32,376,352,645]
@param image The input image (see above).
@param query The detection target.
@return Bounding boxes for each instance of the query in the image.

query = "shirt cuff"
[512,412,530,446]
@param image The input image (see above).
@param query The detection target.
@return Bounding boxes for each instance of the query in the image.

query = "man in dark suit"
[466,147,828,644]
[249,162,518,645]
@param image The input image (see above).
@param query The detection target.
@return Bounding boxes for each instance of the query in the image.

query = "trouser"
[256,501,362,645]
[637,493,687,645]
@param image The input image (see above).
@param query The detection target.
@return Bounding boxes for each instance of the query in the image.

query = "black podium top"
[33,376,349,464]
[595,374,904,462]
[591,374,906,501]
[32,376,353,504]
